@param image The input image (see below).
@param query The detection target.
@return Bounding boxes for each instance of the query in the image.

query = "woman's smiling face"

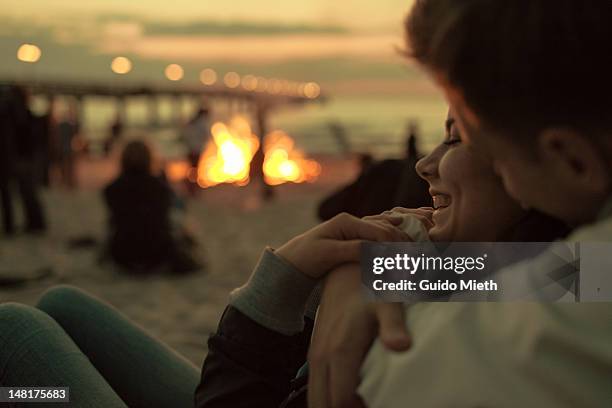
[416,112,526,241]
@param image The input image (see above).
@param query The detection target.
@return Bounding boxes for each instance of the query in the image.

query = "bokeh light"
[255,77,268,92]
[224,72,241,88]
[165,64,184,81]
[267,78,282,94]
[241,74,258,91]
[17,43,41,63]
[287,82,299,96]
[279,79,290,95]
[303,82,321,99]
[200,68,217,85]
[110,56,132,74]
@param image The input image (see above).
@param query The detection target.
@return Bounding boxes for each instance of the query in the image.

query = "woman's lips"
[432,194,452,210]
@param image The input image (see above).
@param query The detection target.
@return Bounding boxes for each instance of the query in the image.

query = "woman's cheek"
[437,146,474,183]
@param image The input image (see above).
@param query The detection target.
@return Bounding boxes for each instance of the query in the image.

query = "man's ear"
[538,128,611,193]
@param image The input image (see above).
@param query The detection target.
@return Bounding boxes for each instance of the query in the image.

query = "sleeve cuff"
[229,248,319,335]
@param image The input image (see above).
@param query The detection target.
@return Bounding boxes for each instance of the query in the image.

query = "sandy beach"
[0,155,357,367]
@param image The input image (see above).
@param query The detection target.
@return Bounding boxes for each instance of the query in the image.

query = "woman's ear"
[538,128,611,194]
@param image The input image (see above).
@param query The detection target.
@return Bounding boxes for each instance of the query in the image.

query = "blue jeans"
[0,286,200,407]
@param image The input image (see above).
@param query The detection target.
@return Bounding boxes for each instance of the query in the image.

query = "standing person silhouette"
[182,106,210,195]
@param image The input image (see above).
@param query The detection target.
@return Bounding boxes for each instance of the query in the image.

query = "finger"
[363,220,411,242]
[336,215,410,242]
[390,207,434,218]
[382,212,433,231]
[411,214,434,230]
[375,302,412,351]
[383,208,434,229]
[417,206,435,213]
[362,214,403,225]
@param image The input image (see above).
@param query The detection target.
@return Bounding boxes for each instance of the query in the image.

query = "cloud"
[98,33,402,63]
[142,21,350,36]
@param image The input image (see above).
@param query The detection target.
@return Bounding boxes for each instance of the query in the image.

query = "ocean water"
[36,93,448,159]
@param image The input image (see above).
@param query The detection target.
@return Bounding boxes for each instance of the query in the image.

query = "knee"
[36,285,90,322]
[0,303,55,344]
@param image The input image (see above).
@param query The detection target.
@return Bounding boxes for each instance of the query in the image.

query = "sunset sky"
[0,0,430,95]
[0,0,446,155]
[2,0,415,29]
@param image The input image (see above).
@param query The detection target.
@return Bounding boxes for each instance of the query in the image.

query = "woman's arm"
[195,214,409,408]
[195,248,318,407]
[196,306,313,408]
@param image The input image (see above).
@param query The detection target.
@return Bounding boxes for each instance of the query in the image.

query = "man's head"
[405,0,612,225]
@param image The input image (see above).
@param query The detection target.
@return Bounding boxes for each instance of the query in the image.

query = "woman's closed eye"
[443,138,461,146]
[443,118,462,146]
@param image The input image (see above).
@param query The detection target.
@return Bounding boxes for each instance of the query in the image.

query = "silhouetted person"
[57,107,78,188]
[393,120,425,205]
[105,114,123,156]
[318,124,430,220]
[0,86,15,235]
[183,106,210,195]
[328,121,351,154]
[0,85,46,235]
[31,107,56,187]
[103,140,201,274]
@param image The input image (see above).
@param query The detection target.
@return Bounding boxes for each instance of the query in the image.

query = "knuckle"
[336,212,352,222]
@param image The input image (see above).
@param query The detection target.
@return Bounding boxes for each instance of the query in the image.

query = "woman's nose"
[416,148,440,181]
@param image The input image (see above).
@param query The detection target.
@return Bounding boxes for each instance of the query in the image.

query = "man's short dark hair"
[405,0,612,139]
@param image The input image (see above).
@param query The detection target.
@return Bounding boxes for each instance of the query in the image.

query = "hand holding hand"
[276,212,410,279]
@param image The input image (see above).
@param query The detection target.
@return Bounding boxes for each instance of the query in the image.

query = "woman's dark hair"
[404,0,612,140]
[121,140,152,174]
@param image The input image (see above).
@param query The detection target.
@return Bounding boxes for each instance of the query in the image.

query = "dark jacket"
[195,306,313,408]
[318,158,430,220]
[103,172,174,270]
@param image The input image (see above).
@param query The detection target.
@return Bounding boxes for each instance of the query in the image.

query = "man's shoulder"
[568,216,612,242]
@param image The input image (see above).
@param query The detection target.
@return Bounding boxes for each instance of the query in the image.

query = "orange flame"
[263,130,321,186]
[197,116,259,188]
[196,116,320,188]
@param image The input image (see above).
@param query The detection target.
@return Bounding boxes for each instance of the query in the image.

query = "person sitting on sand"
[103,139,200,274]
